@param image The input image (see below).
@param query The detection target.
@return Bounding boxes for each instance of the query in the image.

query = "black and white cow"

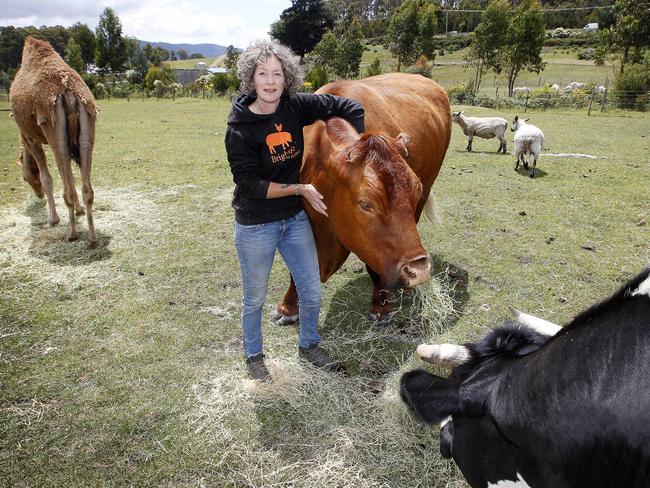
[401,268,650,488]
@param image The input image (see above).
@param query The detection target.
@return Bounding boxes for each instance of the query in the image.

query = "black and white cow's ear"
[325,117,361,148]
[400,369,460,424]
[396,132,410,158]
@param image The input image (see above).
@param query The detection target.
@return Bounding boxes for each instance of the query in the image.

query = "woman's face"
[252,54,285,105]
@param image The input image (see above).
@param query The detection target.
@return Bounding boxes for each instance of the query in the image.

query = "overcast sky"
[0,0,293,48]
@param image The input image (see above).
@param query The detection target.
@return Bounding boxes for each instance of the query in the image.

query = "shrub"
[365,58,382,77]
[614,64,650,110]
[447,82,473,104]
[305,67,329,91]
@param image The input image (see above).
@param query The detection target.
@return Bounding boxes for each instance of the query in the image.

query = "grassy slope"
[362,44,616,92]
[0,91,648,486]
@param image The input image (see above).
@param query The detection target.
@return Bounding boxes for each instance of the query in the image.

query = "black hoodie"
[225,92,365,224]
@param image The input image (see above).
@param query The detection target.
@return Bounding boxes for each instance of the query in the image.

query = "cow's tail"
[424,191,442,225]
[61,91,81,165]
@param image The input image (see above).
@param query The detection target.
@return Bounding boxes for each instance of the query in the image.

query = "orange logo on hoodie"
[265,124,293,155]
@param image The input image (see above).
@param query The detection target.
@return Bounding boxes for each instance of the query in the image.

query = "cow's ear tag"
[396,132,410,158]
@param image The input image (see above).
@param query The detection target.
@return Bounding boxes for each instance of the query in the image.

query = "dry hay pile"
[187,274,464,487]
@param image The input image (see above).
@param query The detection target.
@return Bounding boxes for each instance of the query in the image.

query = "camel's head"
[16,147,44,198]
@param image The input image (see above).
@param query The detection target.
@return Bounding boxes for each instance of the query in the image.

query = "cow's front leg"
[274,274,299,325]
[366,265,394,323]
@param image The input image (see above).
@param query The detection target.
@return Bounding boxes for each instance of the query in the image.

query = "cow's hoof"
[272,312,299,326]
[529,172,535,179]
[65,232,79,242]
[75,207,86,216]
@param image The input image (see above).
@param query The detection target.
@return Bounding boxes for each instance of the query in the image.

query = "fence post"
[588,89,595,116]
[495,84,499,110]
[601,77,608,112]
[524,92,529,113]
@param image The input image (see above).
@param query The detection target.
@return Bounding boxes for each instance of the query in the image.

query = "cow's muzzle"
[399,254,432,288]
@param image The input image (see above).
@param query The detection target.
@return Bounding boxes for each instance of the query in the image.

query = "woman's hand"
[298,183,328,217]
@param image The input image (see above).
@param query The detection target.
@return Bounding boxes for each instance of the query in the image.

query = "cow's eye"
[358,200,373,212]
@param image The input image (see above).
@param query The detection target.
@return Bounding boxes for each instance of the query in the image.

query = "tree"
[365,57,382,77]
[68,23,96,69]
[334,17,364,78]
[177,49,189,60]
[415,1,437,61]
[388,0,420,71]
[466,0,509,93]
[311,29,338,75]
[0,26,24,71]
[609,0,650,73]
[224,45,239,74]
[502,0,545,97]
[95,7,128,73]
[65,38,85,73]
[130,49,150,85]
[270,0,335,60]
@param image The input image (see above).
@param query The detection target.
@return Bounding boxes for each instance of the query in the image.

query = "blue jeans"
[234,210,322,358]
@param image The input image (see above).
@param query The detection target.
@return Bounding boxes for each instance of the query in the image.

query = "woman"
[225,40,365,381]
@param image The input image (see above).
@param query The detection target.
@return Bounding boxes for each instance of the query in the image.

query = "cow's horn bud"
[416,343,470,368]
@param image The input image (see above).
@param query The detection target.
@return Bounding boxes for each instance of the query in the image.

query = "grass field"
[361,44,616,93]
[1,94,648,487]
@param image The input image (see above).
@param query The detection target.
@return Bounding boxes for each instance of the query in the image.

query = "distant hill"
[138,41,229,58]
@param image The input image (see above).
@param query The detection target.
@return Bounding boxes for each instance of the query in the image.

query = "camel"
[9,37,99,246]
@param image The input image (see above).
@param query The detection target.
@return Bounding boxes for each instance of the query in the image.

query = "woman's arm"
[266,182,327,217]
[295,92,365,133]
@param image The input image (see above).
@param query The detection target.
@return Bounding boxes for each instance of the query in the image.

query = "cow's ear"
[325,117,361,148]
[396,132,410,158]
[400,369,460,424]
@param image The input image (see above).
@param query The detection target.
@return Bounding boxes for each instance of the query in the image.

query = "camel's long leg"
[51,96,79,242]
[78,99,96,245]
[21,135,59,228]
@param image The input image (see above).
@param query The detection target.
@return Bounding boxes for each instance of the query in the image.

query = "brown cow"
[275,73,451,322]
[9,37,99,246]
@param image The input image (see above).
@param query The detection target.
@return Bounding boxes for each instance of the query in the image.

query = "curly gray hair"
[236,40,304,96]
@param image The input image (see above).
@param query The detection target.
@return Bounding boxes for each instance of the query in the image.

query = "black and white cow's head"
[400,310,561,488]
[400,268,650,488]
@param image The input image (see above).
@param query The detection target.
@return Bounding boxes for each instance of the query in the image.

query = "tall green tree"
[416,2,437,61]
[224,45,239,74]
[176,49,189,60]
[270,0,335,60]
[609,0,650,72]
[311,29,339,75]
[0,26,24,71]
[467,0,509,93]
[130,49,150,85]
[388,0,420,71]
[502,0,545,96]
[65,38,85,73]
[388,0,437,71]
[334,17,364,78]
[68,22,96,69]
[95,7,128,73]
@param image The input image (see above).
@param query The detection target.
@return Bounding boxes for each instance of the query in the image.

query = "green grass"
[1,95,648,487]
[364,44,616,93]
[166,57,219,69]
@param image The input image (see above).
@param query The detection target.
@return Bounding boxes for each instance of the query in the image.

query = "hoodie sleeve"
[225,126,270,200]
[295,92,365,133]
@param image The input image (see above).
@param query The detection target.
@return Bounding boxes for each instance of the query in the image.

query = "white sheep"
[551,83,561,92]
[512,86,530,96]
[511,115,544,178]
[451,111,509,154]
[564,81,586,92]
